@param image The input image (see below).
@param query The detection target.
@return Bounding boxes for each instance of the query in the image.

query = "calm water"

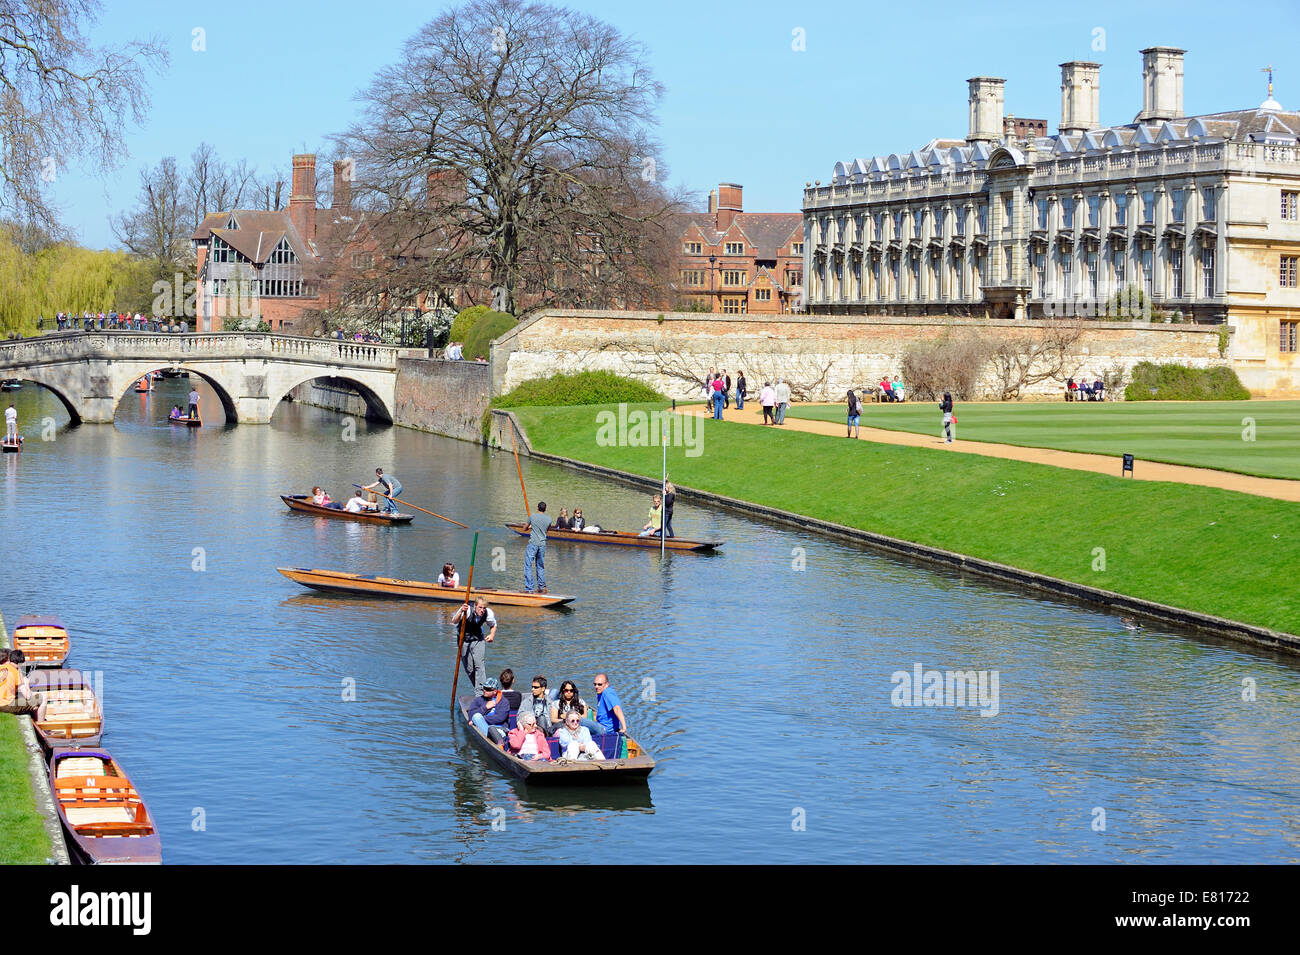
[2,379,1299,863]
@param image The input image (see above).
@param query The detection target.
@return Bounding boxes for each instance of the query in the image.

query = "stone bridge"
[0,332,428,424]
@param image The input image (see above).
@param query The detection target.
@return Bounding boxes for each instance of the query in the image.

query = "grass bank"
[0,714,51,863]
[786,400,1300,481]
[512,403,1300,636]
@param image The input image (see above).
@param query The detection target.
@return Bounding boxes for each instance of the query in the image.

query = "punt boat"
[504,522,722,552]
[281,494,414,525]
[457,697,654,783]
[277,567,574,607]
[11,614,70,667]
[29,669,103,749]
[50,749,161,864]
[1,437,21,453]
[168,414,201,427]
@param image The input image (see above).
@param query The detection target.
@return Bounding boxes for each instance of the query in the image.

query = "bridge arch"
[0,372,82,425]
[269,372,394,424]
[113,364,240,423]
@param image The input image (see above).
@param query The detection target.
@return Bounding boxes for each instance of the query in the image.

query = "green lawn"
[513,403,1300,636]
[786,400,1300,481]
[0,714,51,864]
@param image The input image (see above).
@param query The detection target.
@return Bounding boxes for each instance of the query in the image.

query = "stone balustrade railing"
[0,331,426,371]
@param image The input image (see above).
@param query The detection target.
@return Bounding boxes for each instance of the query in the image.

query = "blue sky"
[52,0,1299,248]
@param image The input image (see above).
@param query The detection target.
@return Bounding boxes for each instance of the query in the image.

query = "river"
[2,377,1299,863]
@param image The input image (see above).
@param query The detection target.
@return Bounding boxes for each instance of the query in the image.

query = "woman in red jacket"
[507,710,552,761]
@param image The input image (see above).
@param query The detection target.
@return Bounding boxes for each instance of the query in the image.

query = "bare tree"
[335,0,684,316]
[185,142,259,229]
[0,0,165,231]
[985,318,1085,400]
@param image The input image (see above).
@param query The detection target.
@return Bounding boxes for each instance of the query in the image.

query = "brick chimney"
[716,183,742,231]
[967,77,1005,144]
[1059,61,1101,135]
[332,159,352,211]
[427,168,466,208]
[1136,47,1185,123]
[288,154,317,243]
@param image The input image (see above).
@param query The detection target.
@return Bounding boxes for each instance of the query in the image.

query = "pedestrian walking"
[723,370,731,409]
[775,379,791,425]
[940,391,955,444]
[452,597,497,693]
[846,389,861,438]
[735,370,747,411]
[760,382,776,425]
[524,501,550,594]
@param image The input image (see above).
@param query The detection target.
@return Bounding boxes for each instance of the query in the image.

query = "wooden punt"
[29,669,103,749]
[11,614,70,667]
[505,522,722,552]
[0,379,21,391]
[457,697,654,784]
[281,494,414,525]
[49,749,161,864]
[1,437,20,453]
[168,414,201,427]
[277,567,575,607]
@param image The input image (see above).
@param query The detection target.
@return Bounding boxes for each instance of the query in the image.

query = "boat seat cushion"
[57,757,105,777]
[547,739,562,760]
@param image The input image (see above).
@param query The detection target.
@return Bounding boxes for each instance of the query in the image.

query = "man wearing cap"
[466,677,511,740]
[452,596,496,692]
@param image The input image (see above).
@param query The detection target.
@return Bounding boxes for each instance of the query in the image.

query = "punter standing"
[4,402,16,443]
[524,501,550,594]
[452,596,496,692]
[187,386,200,419]
[364,467,402,513]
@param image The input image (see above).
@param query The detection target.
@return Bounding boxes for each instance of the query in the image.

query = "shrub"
[493,371,664,408]
[461,311,517,360]
[1124,362,1251,401]
[900,333,992,401]
[1217,324,1230,357]
[448,304,493,343]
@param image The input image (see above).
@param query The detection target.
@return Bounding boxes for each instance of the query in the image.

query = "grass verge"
[786,400,1300,481]
[512,402,1300,636]
[0,714,51,863]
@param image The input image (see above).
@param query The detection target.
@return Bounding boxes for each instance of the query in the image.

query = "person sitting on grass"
[507,710,552,761]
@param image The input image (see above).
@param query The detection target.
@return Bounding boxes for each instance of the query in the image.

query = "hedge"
[1124,362,1251,401]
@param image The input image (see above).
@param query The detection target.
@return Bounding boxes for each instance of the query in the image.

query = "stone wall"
[394,357,492,442]
[492,309,1228,400]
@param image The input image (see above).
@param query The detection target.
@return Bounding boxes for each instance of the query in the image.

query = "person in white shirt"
[438,562,460,587]
[4,403,16,442]
[774,380,791,425]
[344,495,376,513]
[760,382,776,425]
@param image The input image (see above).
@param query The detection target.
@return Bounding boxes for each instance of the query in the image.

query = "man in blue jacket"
[467,677,512,740]
[592,673,628,736]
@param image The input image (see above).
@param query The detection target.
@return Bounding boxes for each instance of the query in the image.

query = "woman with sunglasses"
[556,711,604,760]
[549,679,605,737]
[570,508,585,532]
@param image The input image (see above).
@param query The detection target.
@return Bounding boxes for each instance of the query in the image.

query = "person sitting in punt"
[499,668,522,711]
[169,405,182,420]
[556,712,604,761]
[570,508,586,532]
[344,494,377,513]
[438,562,459,587]
[549,679,603,737]
[467,677,511,741]
[636,494,663,537]
[524,675,556,734]
[554,507,572,530]
[507,710,552,761]
[311,486,332,506]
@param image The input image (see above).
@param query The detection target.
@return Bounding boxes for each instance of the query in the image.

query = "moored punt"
[504,522,722,552]
[277,567,574,608]
[457,697,654,784]
[29,669,103,749]
[281,494,414,525]
[11,614,70,667]
[49,750,161,864]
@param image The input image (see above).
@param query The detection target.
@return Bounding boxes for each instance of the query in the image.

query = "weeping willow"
[0,230,138,334]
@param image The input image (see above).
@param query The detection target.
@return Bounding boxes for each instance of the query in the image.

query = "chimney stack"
[707,189,718,216]
[1136,47,1185,123]
[332,159,352,212]
[288,154,317,243]
[426,168,466,208]
[967,77,1006,144]
[1059,61,1101,135]
[716,183,742,231]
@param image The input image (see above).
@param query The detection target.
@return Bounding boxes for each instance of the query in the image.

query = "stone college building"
[803,47,1300,395]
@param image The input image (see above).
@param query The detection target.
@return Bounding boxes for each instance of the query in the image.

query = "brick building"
[675,184,804,313]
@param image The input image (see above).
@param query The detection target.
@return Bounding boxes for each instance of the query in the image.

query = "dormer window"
[227,214,239,230]
[268,238,295,264]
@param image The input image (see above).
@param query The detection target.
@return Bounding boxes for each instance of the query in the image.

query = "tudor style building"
[803,47,1300,394]
[676,184,803,313]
